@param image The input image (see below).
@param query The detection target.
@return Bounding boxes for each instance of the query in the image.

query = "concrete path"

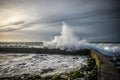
[95,51,120,80]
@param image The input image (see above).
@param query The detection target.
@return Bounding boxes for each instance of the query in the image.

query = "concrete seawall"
[91,50,120,80]
[0,47,90,55]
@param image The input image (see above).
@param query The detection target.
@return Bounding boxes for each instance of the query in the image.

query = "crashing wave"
[43,22,120,56]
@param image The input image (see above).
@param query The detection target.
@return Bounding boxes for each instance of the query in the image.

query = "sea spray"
[43,22,88,50]
[43,22,120,56]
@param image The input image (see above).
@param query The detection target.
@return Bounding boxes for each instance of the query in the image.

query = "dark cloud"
[0,21,25,27]
[11,21,25,25]
[0,0,120,42]
[0,21,26,32]
[0,27,21,32]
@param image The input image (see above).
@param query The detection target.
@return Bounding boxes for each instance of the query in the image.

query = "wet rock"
[73,57,79,59]
[61,64,68,67]
[57,61,61,63]
[18,63,26,66]
[41,68,54,74]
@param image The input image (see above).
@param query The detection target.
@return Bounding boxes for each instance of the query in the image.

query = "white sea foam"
[0,54,87,77]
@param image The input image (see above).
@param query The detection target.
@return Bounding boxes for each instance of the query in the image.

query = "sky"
[0,0,119,42]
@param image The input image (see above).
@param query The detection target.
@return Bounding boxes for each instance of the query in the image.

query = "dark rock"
[73,57,79,59]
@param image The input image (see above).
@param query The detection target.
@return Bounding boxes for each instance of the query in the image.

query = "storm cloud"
[0,0,119,42]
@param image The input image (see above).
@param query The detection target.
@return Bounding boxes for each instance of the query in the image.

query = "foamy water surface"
[0,53,87,77]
